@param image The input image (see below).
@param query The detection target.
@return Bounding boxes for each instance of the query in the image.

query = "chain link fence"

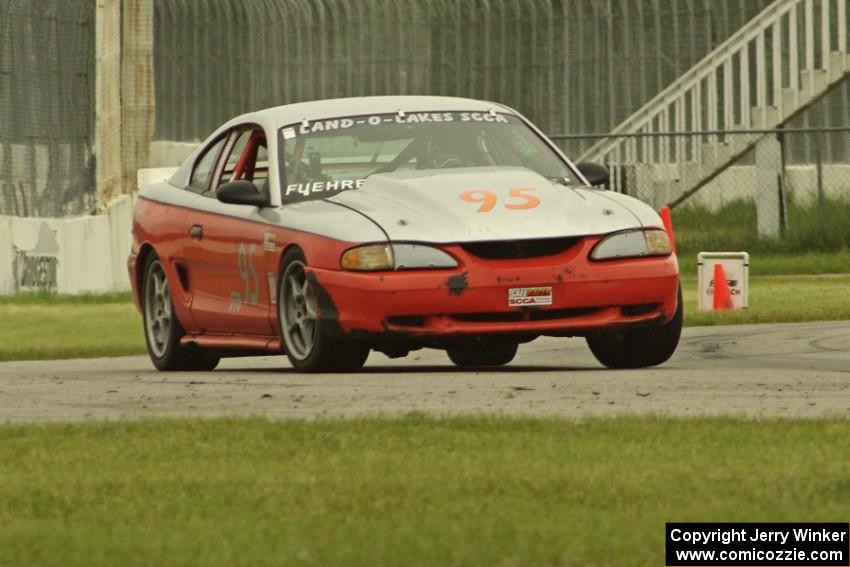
[2,0,849,219]
[0,0,96,217]
[152,0,777,142]
[554,125,850,254]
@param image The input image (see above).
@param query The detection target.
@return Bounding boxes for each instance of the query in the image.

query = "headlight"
[341,243,458,271]
[590,229,672,260]
[341,244,394,271]
[392,244,457,269]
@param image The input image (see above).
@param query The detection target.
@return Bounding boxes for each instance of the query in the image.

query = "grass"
[0,302,143,361]
[1,272,849,361]
[0,416,849,566]
[676,249,850,277]
[682,274,850,326]
[0,291,133,305]
[673,197,850,255]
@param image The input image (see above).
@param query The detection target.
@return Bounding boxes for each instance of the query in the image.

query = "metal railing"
[557,125,850,252]
[578,0,850,200]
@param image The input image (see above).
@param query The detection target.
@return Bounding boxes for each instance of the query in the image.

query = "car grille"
[460,237,582,260]
[451,307,602,323]
[386,305,659,328]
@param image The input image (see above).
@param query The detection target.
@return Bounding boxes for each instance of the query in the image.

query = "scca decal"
[508,286,553,307]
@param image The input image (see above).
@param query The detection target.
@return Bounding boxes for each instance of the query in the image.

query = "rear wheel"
[586,286,683,369]
[142,254,219,371]
[447,339,518,367]
[279,248,369,373]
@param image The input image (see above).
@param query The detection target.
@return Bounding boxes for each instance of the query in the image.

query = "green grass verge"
[673,197,850,255]
[2,274,850,361]
[0,291,133,305]
[1,416,849,567]
[0,302,143,361]
[677,249,850,277]
[683,274,850,326]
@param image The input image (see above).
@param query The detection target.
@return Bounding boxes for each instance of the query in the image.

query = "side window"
[217,127,267,189]
[223,131,253,180]
[189,137,226,191]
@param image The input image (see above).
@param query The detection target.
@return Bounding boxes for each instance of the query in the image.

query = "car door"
[182,125,274,336]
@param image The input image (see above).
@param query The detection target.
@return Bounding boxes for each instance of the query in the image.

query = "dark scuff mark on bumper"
[348,322,415,342]
[305,270,345,337]
[445,271,469,296]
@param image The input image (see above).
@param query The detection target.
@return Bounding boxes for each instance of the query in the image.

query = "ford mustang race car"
[129,96,681,373]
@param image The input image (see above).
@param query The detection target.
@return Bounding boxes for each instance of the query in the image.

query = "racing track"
[1,321,849,423]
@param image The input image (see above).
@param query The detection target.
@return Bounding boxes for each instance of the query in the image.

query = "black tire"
[586,285,683,369]
[447,339,518,367]
[278,248,369,373]
[141,253,220,371]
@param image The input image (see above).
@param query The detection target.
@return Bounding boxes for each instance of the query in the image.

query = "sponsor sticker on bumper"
[508,286,553,307]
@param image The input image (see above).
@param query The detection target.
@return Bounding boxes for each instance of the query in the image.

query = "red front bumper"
[309,238,679,341]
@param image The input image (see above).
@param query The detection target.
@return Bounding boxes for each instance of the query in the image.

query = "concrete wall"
[0,163,185,296]
[149,140,198,167]
[0,194,135,295]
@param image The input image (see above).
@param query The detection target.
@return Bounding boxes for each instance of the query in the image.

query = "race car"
[129,96,681,373]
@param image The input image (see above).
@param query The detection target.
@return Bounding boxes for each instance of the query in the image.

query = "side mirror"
[576,162,610,187]
[216,180,269,207]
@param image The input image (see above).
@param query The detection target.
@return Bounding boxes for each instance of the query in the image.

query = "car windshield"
[278,111,574,203]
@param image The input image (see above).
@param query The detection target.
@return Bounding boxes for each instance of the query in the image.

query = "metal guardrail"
[550,125,850,141]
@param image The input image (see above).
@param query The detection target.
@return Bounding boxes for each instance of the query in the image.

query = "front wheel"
[585,285,683,369]
[142,253,219,371]
[278,248,369,373]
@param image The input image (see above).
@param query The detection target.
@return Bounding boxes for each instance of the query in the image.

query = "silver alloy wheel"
[144,260,172,358]
[280,260,319,361]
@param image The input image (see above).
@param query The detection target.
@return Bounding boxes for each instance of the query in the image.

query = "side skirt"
[180,334,282,355]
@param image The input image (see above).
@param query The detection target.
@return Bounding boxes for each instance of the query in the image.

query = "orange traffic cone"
[659,206,676,254]
[713,263,735,311]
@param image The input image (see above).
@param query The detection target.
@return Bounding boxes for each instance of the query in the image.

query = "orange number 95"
[460,188,540,212]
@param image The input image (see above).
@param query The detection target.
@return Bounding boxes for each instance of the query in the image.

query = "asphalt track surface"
[1,321,848,423]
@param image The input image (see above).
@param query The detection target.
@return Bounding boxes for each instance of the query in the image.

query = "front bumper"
[308,238,679,342]
[127,249,142,312]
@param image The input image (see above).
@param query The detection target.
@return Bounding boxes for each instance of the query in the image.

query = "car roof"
[169,96,523,192]
[231,95,514,130]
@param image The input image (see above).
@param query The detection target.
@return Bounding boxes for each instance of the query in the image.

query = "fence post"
[754,133,783,238]
[121,0,155,201]
[94,0,123,209]
[815,129,825,241]
[776,127,788,236]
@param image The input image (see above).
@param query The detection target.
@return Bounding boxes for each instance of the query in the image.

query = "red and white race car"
[129,96,681,372]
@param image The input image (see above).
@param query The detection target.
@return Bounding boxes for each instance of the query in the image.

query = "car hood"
[327,167,647,243]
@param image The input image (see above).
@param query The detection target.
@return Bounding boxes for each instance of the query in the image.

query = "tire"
[278,248,369,373]
[447,339,518,367]
[586,285,683,369]
[142,253,220,371]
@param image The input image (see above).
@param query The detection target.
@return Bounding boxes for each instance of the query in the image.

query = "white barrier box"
[697,252,749,311]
